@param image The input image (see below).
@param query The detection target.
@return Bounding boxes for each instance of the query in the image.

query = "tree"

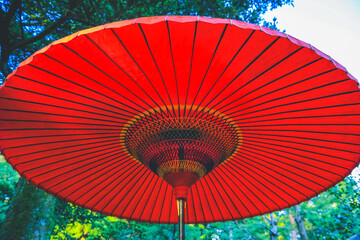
[301,175,360,240]
[0,0,295,238]
[294,205,307,240]
[0,0,293,82]
[0,155,19,226]
[0,178,58,240]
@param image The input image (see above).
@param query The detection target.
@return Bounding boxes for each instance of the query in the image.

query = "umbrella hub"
[123,106,240,187]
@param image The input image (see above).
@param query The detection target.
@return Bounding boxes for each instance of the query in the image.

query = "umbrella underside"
[122,105,240,188]
[0,16,359,224]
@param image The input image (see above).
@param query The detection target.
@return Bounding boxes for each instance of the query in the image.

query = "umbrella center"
[122,106,240,188]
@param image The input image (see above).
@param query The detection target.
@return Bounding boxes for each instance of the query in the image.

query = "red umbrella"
[0,16,359,238]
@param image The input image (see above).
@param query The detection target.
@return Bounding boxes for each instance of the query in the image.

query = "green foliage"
[0,156,19,225]
[1,1,359,239]
[0,177,58,240]
[48,174,360,239]
[301,174,360,240]
[0,153,359,239]
[0,0,293,81]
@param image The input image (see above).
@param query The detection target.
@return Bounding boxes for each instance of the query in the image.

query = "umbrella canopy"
[0,16,359,224]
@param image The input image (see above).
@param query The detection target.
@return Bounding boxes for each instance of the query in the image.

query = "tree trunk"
[269,213,278,240]
[289,212,297,240]
[295,205,307,240]
[264,213,278,240]
[0,178,58,240]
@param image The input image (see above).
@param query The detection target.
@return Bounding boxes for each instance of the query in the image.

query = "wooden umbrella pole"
[177,198,186,240]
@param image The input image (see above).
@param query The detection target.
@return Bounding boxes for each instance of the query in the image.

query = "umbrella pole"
[177,198,186,240]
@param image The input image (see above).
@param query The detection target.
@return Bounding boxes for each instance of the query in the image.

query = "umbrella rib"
[36,149,128,193]
[26,144,125,180]
[216,165,260,216]
[209,171,242,219]
[76,161,140,210]
[168,185,174,224]
[196,56,324,118]
[237,144,336,185]
[149,180,165,223]
[232,101,359,124]
[193,184,207,224]
[197,180,216,222]
[166,21,181,118]
[222,69,341,116]
[211,168,252,218]
[29,148,125,195]
[234,153,323,199]
[43,153,130,199]
[187,24,228,118]
[190,30,255,118]
[6,78,134,118]
[231,156,303,205]
[237,114,360,133]
[236,147,331,189]
[202,176,227,221]
[186,187,190,224]
[0,96,130,122]
[17,143,124,184]
[242,128,360,137]
[67,160,137,204]
[0,118,124,128]
[57,160,134,207]
[158,183,169,223]
[127,173,157,220]
[0,108,127,125]
[237,113,360,127]
[227,76,349,117]
[244,131,360,147]
[111,170,153,217]
[11,139,122,168]
[193,42,303,119]
[240,142,348,177]
[138,24,176,118]
[240,122,360,127]
[242,139,356,170]
[193,36,281,119]
[226,60,326,114]
[0,127,122,131]
[58,44,149,114]
[92,163,147,214]
[137,176,161,221]
[0,131,118,141]
[83,35,159,113]
[232,90,359,121]
[108,168,151,216]
[244,134,360,155]
[40,53,146,115]
[2,134,121,152]
[221,161,273,213]
[227,159,292,208]
[110,28,170,118]
[26,63,141,115]
[184,21,198,117]
[219,59,326,115]
[189,185,198,223]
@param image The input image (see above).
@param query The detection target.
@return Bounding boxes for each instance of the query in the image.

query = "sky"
[264,0,360,177]
[264,0,360,81]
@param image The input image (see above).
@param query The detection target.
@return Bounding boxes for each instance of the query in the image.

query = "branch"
[19,3,24,40]
[0,59,11,79]
[70,16,92,26]
[5,0,21,25]
[263,215,271,224]
[11,0,83,50]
